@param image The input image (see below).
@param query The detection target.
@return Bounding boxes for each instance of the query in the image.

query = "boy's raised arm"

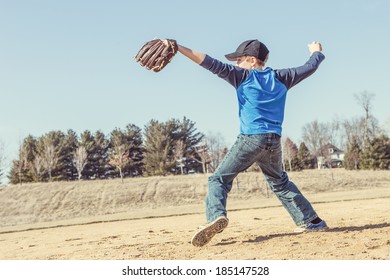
[177,44,206,65]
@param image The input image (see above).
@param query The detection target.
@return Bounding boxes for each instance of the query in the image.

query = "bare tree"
[205,132,226,173]
[192,144,209,174]
[191,133,227,174]
[16,141,28,185]
[174,140,186,175]
[73,146,88,180]
[328,116,343,149]
[342,117,365,148]
[354,91,375,146]
[302,120,330,154]
[42,143,59,182]
[31,155,45,182]
[109,144,130,183]
[282,137,298,171]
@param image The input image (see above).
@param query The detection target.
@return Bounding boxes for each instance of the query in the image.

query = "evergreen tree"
[9,133,66,184]
[297,142,315,169]
[79,130,96,179]
[174,117,204,147]
[343,136,362,170]
[8,135,37,184]
[124,124,143,176]
[8,160,27,184]
[143,120,175,176]
[168,117,204,172]
[22,135,38,182]
[360,135,390,170]
[63,129,78,180]
[143,117,204,176]
[91,130,110,179]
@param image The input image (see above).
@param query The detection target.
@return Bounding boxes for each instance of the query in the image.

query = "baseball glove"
[134,39,178,72]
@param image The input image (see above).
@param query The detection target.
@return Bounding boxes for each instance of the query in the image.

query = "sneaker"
[294,220,329,233]
[191,216,229,247]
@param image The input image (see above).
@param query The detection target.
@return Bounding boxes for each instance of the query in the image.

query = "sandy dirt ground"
[1,188,389,260]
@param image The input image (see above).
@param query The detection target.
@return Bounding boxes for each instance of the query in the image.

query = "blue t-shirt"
[200,52,325,136]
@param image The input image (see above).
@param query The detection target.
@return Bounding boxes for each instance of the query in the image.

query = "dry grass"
[1,169,390,260]
[0,169,389,227]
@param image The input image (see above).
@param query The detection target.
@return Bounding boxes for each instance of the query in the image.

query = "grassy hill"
[1,169,389,228]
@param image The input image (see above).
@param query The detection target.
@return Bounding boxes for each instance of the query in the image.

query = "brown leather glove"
[134,39,178,72]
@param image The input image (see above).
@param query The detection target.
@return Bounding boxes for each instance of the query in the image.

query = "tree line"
[2,92,390,185]
[7,117,218,184]
[282,91,390,171]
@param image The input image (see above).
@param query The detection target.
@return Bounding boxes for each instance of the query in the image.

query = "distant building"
[316,143,345,168]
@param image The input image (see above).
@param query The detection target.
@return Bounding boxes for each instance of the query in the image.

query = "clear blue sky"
[1,0,390,182]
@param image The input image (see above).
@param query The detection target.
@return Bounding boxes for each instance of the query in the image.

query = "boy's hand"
[308,41,322,55]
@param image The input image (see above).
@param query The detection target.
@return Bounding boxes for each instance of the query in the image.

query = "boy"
[177,39,328,247]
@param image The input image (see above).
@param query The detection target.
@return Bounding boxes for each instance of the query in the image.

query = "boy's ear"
[250,56,258,66]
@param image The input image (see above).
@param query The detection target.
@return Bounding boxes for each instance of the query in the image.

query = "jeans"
[206,134,318,226]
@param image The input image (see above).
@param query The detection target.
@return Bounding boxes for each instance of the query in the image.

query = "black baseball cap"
[225,39,269,62]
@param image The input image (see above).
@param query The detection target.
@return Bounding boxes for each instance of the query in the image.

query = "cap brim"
[225,52,242,61]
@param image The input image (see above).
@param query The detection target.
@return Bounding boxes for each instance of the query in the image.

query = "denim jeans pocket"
[241,134,278,150]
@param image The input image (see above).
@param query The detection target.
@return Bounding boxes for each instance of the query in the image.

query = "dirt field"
[0,170,389,260]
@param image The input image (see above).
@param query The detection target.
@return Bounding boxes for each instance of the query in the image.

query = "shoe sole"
[191,217,229,247]
[294,226,329,233]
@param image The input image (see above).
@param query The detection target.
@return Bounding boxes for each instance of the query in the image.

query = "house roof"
[318,143,344,155]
